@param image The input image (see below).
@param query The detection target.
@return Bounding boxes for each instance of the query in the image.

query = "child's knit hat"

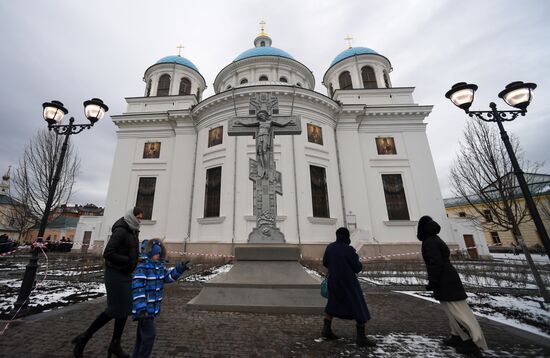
[148,241,162,258]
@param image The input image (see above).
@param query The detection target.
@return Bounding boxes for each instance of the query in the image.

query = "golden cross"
[176,44,184,56]
[344,35,353,49]
[259,20,266,35]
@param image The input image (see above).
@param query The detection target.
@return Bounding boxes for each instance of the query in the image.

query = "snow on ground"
[397,291,550,339]
[361,276,426,286]
[303,266,323,278]
[492,253,550,264]
[360,271,541,289]
[0,278,105,319]
[182,264,233,283]
[307,333,546,357]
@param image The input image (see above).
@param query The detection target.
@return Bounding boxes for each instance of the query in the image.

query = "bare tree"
[450,119,543,236]
[9,129,80,240]
[449,119,550,302]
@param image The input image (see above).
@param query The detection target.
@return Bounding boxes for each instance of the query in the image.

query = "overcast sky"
[1,0,549,207]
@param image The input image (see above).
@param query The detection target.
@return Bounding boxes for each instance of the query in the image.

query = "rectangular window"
[136,177,157,220]
[458,212,466,217]
[204,167,222,217]
[310,165,330,218]
[307,123,323,145]
[483,209,493,222]
[376,137,397,155]
[208,126,223,148]
[381,174,410,220]
[490,231,501,245]
[143,142,161,159]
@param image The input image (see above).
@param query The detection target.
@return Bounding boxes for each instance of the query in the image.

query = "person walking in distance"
[72,207,144,358]
[321,227,376,347]
[417,215,487,356]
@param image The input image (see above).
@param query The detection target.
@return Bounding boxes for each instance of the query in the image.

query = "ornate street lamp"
[13,98,108,315]
[445,81,549,260]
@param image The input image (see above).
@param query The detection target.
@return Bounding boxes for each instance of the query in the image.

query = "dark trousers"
[132,317,156,358]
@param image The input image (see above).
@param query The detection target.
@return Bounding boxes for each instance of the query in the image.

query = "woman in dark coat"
[321,227,376,347]
[417,216,487,356]
[72,207,143,358]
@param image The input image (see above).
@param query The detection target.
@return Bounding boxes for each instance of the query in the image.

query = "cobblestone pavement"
[1,283,549,357]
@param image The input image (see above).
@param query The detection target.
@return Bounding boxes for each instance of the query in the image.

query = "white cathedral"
[79,27,459,259]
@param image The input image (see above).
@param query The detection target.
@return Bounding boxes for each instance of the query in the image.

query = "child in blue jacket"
[131,239,189,358]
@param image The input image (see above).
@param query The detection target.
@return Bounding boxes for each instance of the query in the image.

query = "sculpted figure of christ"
[234,110,295,178]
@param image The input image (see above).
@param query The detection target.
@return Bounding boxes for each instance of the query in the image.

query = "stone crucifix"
[228,93,301,243]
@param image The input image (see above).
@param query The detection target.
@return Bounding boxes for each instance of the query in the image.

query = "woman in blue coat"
[321,227,376,347]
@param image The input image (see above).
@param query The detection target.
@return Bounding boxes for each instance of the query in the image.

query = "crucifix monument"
[228,93,301,243]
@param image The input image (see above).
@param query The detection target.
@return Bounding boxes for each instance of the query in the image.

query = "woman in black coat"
[417,216,487,356]
[72,207,143,358]
[321,227,376,347]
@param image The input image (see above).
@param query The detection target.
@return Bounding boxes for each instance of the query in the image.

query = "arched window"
[361,66,377,89]
[338,71,352,90]
[383,70,391,88]
[260,41,266,47]
[146,79,152,97]
[240,78,248,84]
[157,74,171,96]
[259,75,268,81]
[179,77,191,95]
[296,82,302,87]
[226,85,232,90]
[279,77,288,83]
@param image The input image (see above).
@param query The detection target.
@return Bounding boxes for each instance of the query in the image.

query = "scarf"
[124,209,140,231]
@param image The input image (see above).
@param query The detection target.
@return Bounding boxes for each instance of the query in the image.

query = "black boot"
[71,332,90,358]
[321,318,338,340]
[356,323,376,347]
[455,339,482,357]
[107,339,129,358]
[443,335,463,347]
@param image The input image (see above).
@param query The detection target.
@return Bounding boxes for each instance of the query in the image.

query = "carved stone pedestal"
[186,245,325,314]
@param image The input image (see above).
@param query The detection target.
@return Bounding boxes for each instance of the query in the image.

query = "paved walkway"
[1,283,549,357]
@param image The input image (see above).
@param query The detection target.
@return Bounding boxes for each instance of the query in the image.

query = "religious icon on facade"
[208,126,223,147]
[376,137,396,155]
[143,142,161,159]
[307,123,323,145]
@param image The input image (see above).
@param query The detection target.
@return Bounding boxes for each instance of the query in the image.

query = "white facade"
[448,218,490,258]
[95,32,455,258]
[73,215,103,253]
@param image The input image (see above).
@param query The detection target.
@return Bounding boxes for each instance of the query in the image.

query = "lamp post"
[445,81,550,259]
[13,98,108,314]
[446,81,550,303]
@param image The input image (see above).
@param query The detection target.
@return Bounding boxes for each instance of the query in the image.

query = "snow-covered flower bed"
[0,262,234,319]
[182,264,233,283]
[0,278,105,320]
[398,291,550,338]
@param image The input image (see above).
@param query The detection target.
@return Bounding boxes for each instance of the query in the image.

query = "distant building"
[444,173,550,251]
[27,203,104,245]
[0,167,24,242]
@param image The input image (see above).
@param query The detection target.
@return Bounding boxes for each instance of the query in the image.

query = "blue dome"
[155,56,200,72]
[234,46,294,61]
[330,47,379,67]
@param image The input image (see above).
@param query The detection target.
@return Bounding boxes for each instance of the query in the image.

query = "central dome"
[234,32,294,62]
[234,46,294,61]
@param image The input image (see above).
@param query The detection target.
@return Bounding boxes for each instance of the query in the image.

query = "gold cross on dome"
[344,35,353,49]
[259,20,267,36]
[176,44,184,56]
